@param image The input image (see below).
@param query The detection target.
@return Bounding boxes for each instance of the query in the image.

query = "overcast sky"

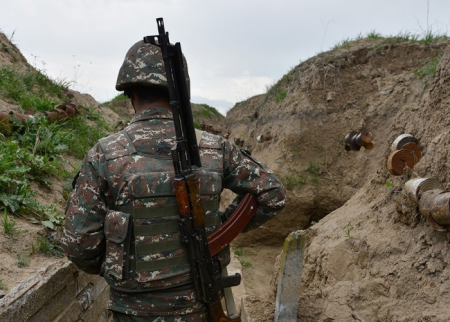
[1,0,449,115]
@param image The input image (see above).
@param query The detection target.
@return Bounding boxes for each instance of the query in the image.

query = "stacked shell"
[0,102,79,135]
[405,177,450,231]
[257,131,272,143]
[387,134,421,176]
[344,130,374,151]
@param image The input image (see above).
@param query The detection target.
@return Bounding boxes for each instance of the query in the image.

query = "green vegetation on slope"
[0,67,67,112]
[331,30,448,51]
[0,67,110,229]
[263,30,448,106]
[193,103,223,119]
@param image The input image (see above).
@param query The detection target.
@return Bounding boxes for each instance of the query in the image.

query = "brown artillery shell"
[355,131,374,145]
[356,131,374,150]
[345,130,374,151]
[12,113,30,123]
[344,131,358,145]
[56,109,69,121]
[401,142,421,161]
[65,105,76,116]
[364,142,374,151]
[0,101,80,136]
[0,111,13,134]
[391,134,419,151]
[350,135,362,151]
[44,111,59,122]
[404,178,443,202]
[419,191,450,225]
[387,149,416,175]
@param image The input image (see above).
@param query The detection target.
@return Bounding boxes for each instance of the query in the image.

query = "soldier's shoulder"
[97,130,130,153]
[199,131,225,149]
[98,131,124,146]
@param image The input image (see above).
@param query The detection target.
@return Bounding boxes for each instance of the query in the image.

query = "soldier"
[62,40,286,321]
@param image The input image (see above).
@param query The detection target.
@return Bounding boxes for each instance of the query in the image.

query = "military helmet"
[115,40,190,96]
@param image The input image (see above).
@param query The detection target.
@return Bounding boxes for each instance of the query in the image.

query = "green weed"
[0,140,43,214]
[385,181,392,190]
[16,251,30,268]
[264,66,299,103]
[313,142,324,150]
[310,176,320,185]
[414,56,441,79]
[64,113,109,159]
[0,67,67,111]
[280,174,307,190]
[274,89,287,103]
[329,30,447,53]
[0,278,6,290]
[366,30,382,39]
[40,204,65,229]
[307,161,321,176]
[419,30,447,45]
[239,259,252,268]
[0,62,111,231]
[332,37,352,50]
[103,93,128,105]
[1,210,16,236]
[34,235,55,256]
[195,104,223,118]
[343,221,354,238]
[234,247,252,268]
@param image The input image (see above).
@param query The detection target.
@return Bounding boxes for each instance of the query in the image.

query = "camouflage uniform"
[62,40,286,321]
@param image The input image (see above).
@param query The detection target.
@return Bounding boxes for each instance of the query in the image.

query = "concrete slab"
[274,230,306,322]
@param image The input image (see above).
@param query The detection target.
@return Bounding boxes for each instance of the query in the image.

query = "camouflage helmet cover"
[115,40,190,94]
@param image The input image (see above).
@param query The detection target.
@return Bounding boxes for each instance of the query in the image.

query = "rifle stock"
[208,193,258,256]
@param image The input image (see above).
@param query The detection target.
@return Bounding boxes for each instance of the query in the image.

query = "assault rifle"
[144,18,258,321]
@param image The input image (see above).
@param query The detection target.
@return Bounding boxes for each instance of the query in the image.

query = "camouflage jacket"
[62,106,286,317]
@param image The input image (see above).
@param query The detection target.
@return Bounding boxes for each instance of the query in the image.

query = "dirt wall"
[297,44,450,321]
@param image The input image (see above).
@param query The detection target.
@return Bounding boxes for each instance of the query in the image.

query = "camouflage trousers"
[108,285,209,322]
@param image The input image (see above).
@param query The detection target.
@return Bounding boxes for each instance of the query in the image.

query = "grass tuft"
[1,210,16,236]
[33,235,56,256]
[414,55,441,79]
[0,278,7,290]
